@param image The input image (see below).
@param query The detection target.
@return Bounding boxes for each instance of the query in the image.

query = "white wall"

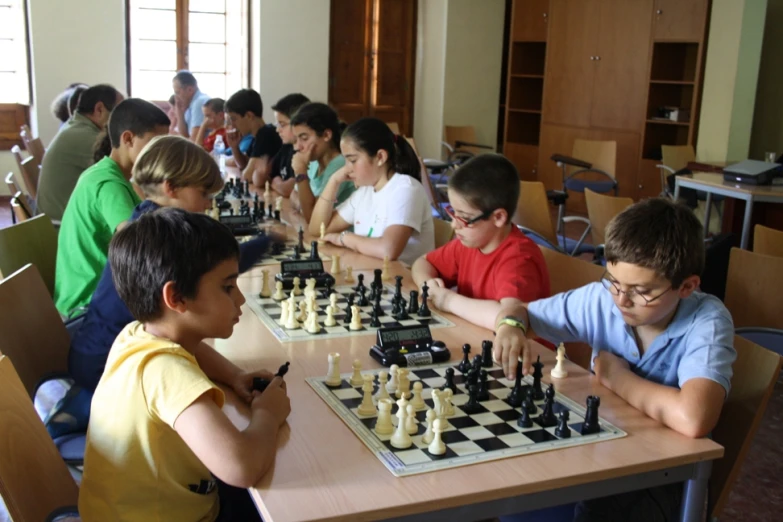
[413,0,448,160]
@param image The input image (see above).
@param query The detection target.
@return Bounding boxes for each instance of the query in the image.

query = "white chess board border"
[306,362,627,477]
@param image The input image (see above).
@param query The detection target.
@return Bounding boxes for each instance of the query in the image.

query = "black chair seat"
[546,190,568,206]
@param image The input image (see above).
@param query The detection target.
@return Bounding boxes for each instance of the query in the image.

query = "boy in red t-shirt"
[412,154,550,331]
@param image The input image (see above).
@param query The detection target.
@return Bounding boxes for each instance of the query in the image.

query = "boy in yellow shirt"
[79,208,290,521]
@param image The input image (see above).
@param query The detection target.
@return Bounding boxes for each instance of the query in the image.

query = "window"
[127,0,248,101]
[0,0,30,104]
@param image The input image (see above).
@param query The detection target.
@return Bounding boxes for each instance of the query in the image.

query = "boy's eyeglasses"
[444,204,492,227]
[600,273,672,307]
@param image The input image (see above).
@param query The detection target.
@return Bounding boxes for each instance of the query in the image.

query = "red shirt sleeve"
[425,240,460,288]
[492,237,550,302]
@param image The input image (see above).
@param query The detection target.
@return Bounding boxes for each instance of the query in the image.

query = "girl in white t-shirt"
[309,117,435,265]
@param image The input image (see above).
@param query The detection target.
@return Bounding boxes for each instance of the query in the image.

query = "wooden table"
[210,221,724,522]
[674,172,783,249]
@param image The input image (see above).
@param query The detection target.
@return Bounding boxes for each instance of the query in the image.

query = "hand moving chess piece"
[325,352,342,387]
[550,343,568,379]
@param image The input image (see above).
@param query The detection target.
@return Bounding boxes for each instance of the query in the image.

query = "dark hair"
[342,118,420,181]
[290,102,341,149]
[225,88,264,117]
[68,85,88,117]
[605,198,704,288]
[271,93,310,118]
[110,208,240,322]
[77,84,120,115]
[447,154,520,222]
[93,98,170,162]
[168,94,176,105]
[50,89,72,123]
[173,70,198,88]
[204,97,225,113]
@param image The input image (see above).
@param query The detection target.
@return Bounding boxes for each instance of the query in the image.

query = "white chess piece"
[307,293,320,313]
[349,305,362,331]
[381,256,391,282]
[275,196,283,211]
[324,305,337,327]
[396,368,410,399]
[329,292,339,311]
[297,300,308,322]
[551,343,569,379]
[357,375,377,416]
[411,381,426,410]
[374,398,394,435]
[284,299,300,330]
[405,404,418,434]
[390,397,412,449]
[375,371,391,400]
[259,270,271,297]
[442,388,455,417]
[264,180,270,199]
[349,359,363,386]
[387,364,399,393]
[279,300,290,325]
[325,352,342,387]
[428,419,446,455]
[431,389,442,418]
[422,408,436,444]
[306,310,321,334]
[344,266,355,284]
[272,281,285,301]
[292,276,303,296]
[331,254,341,274]
[319,222,326,240]
[304,278,317,298]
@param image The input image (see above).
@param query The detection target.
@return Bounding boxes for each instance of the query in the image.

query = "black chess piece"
[537,384,557,427]
[390,297,401,317]
[369,292,382,317]
[309,240,320,260]
[369,281,378,301]
[228,207,234,216]
[441,367,457,394]
[355,273,365,293]
[252,361,290,393]
[373,268,383,290]
[254,193,259,204]
[517,405,533,428]
[408,290,419,315]
[507,362,524,407]
[532,355,545,400]
[458,344,472,373]
[522,386,536,414]
[268,204,273,218]
[270,241,283,256]
[555,410,571,438]
[477,370,490,401]
[461,385,483,414]
[323,279,335,297]
[357,287,369,307]
[471,355,483,375]
[418,284,431,317]
[274,210,280,221]
[370,308,381,327]
[581,395,601,435]
[292,244,301,260]
[393,275,403,301]
[298,227,305,252]
[344,294,355,324]
[394,298,410,320]
[481,340,493,368]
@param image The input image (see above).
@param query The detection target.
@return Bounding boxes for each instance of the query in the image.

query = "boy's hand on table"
[593,351,630,390]
[494,324,534,379]
[232,369,275,403]
[251,377,291,427]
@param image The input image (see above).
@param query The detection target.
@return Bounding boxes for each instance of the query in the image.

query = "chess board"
[306,361,626,477]
[248,284,454,342]
[237,238,331,266]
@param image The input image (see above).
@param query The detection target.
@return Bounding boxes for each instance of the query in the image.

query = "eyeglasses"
[600,273,672,307]
[444,204,492,227]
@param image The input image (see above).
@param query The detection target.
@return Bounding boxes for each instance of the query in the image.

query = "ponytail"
[342,117,421,181]
[392,135,422,181]
[93,130,112,162]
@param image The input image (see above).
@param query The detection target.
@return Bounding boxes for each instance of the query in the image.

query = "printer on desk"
[723,159,783,186]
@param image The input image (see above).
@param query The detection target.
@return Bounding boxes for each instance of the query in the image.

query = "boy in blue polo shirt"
[493,197,736,522]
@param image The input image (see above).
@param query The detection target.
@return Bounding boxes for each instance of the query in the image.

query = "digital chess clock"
[275,259,335,290]
[219,214,258,236]
[370,324,450,367]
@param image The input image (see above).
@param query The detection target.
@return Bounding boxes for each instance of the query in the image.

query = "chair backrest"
[661,144,696,172]
[444,125,485,156]
[0,214,59,296]
[11,194,31,223]
[709,335,782,518]
[753,224,783,259]
[584,188,633,245]
[724,248,783,330]
[433,218,455,248]
[0,264,71,397]
[572,139,616,178]
[20,124,45,166]
[5,171,20,195]
[18,155,40,199]
[0,355,80,522]
[12,190,33,219]
[513,181,558,245]
[387,122,400,135]
[405,137,446,217]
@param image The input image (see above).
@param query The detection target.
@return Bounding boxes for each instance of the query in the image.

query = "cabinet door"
[590,0,653,132]
[512,0,550,42]
[653,0,708,41]
[541,0,599,128]
[328,0,373,124]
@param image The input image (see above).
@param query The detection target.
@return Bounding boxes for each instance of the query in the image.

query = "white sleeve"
[336,190,358,225]
[385,180,426,233]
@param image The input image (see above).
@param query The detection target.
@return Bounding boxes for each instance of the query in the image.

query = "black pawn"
[323,279,335,297]
[517,406,533,428]
[394,275,403,301]
[532,355,545,400]
[373,268,383,289]
[390,297,401,316]
[458,344,472,373]
[395,298,410,320]
[555,410,571,438]
[355,273,365,293]
[297,227,305,252]
[229,207,234,216]
[357,287,369,307]
[481,340,494,368]
[581,395,601,435]
[461,384,482,414]
[477,370,490,401]
[507,362,524,407]
[538,384,557,427]
[418,284,431,317]
[344,295,355,324]
[309,240,320,260]
[373,292,385,317]
[274,210,280,221]
[407,290,419,315]
[369,281,378,301]
[292,244,301,260]
[268,204,273,218]
[522,386,536,414]
[370,308,381,327]
[441,367,457,394]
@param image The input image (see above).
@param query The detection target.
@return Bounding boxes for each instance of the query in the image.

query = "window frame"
[0,0,32,150]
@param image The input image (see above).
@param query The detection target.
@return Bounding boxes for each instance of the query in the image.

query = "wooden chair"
[11,192,32,222]
[433,218,454,248]
[709,335,782,520]
[753,224,783,259]
[0,214,59,296]
[11,144,41,200]
[724,248,783,331]
[584,188,633,245]
[0,356,80,522]
[19,124,45,166]
[387,122,400,135]
[405,137,448,219]
[5,171,20,195]
[538,246,605,369]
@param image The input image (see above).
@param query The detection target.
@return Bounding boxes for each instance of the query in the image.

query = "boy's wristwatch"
[496,316,528,334]
[294,173,308,183]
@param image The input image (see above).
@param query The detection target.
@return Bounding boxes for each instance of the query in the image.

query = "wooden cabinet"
[512,0,549,41]
[653,0,708,41]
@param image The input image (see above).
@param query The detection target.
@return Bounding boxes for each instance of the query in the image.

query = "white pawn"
[285,300,300,330]
[411,381,426,410]
[396,368,410,399]
[319,222,326,241]
[329,292,339,311]
[307,293,320,312]
[422,408,436,444]
[272,281,285,301]
[349,359,363,386]
[325,352,341,387]
[349,305,362,331]
[390,397,412,449]
[405,404,418,434]
[442,388,455,417]
[324,305,337,327]
[297,300,308,322]
[551,343,569,379]
[431,389,442,418]
[381,256,391,282]
[292,276,303,296]
[375,371,391,400]
[275,196,283,211]
[331,254,341,274]
[304,278,317,298]
[306,310,321,334]
[387,364,399,393]
[375,398,394,435]
[428,419,446,455]
[259,270,271,297]
[279,300,290,325]
[344,266,355,284]
[264,180,270,199]
[357,374,377,416]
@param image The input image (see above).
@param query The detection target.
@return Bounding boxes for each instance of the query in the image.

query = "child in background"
[196,97,227,152]
[312,117,434,265]
[269,93,310,197]
[411,154,550,331]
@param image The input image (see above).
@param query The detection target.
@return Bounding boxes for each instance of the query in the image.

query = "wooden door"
[590,0,653,131]
[372,0,417,135]
[512,0,549,42]
[541,0,599,128]
[328,0,373,124]
[653,0,708,41]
